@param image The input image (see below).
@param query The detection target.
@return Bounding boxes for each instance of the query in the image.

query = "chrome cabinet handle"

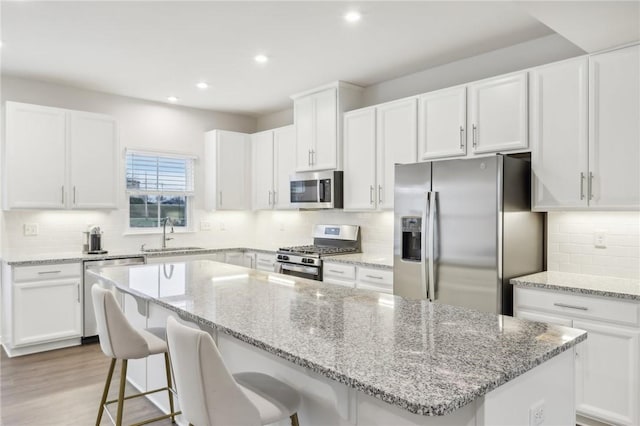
[308,149,311,166]
[311,149,315,165]
[378,185,383,204]
[273,191,277,205]
[589,172,594,200]
[77,283,80,303]
[459,125,465,149]
[580,172,585,200]
[365,274,383,280]
[329,269,344,274]
[370,185,374,204]
[268,190,272,205]
[219,191,223,206]
[61,186,65,205]
[38,270,62,275]
[472,124,478,148]
[554,302,588,311]
[73,186,77,205]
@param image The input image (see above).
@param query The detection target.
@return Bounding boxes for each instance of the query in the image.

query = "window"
[126,150,195,230]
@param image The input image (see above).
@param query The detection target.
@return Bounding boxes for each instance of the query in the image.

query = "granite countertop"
[323,253,393,269]
[511,271,640,301]
[89,260,586,417]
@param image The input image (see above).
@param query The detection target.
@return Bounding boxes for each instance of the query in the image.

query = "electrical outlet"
[279,221,285,231]
[219,222,226,231]
[200,221,212,231]
[594,230,607,248]
[529,400,545,426]
[23,224,39,236]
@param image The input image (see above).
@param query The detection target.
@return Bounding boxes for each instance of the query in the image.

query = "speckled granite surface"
[324,253,393,269]
[511,271,640,301]
[89,260,586,417]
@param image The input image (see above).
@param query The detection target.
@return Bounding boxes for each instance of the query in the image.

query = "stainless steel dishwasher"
[83,256,145,342]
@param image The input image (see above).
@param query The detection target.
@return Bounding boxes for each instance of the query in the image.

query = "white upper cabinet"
[273,125,296,209]
[468,71,529,154]
[589,44,640,210]
[4,102,118,210]
[251,125,296,210]
[418,86,466,160]
[68,111,118,209]
[376,98,417,209]
[531,44,639,211]
[531,57,589,211]
[343,98,417,211]
[292,81,362,172]
[344,108,377,210]
[204,129,251,210]
[252,130,274,210]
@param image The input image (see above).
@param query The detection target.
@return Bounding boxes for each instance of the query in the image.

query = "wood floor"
[1,343,174,425]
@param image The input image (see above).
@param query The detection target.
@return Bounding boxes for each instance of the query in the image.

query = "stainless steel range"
[276,224,361,281]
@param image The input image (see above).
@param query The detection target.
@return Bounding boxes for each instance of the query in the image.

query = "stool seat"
[166,317,302,426]
[139,328,168,355]
[235,372,301,425]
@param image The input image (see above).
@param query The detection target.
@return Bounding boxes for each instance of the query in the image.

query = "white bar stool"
[166,317,302,426]
[92,285,180,426]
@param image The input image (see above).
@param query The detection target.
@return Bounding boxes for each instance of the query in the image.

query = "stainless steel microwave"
[289,170,343,209]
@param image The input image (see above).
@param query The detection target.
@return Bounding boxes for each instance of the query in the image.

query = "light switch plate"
[24,224,39,236]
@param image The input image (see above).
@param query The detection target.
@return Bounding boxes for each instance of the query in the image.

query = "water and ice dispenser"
[401,217,422,261]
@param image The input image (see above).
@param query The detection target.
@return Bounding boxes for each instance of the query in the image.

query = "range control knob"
[277,255,289,261]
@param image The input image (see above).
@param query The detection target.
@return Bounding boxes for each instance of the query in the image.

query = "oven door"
[277,262,321,281]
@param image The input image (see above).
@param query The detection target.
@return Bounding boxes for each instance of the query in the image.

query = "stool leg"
[116,359,128,426]
[96,358,117,426]
[290,413,300,426]
[164,352,176,423]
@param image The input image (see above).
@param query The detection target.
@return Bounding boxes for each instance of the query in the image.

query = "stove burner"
[278,245,359,257]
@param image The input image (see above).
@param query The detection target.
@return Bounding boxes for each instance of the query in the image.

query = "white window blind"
[126,151,195,195]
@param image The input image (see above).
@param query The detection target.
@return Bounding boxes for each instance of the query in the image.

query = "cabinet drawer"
[13,263,81,283]
[256,254,276,272]
[357,267,393,285]
[357,281,393,294]
[323,277,356,288]
[324,263,356,280]
[515,287,640,327]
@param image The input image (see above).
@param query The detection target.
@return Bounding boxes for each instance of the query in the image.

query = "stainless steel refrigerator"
[393,155,543,315]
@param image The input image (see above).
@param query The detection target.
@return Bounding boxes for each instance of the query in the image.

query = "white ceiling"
[1,1,638,117]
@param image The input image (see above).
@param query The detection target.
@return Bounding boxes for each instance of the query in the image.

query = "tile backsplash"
[547,212,640,279]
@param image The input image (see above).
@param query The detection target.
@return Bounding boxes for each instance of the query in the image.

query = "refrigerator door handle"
[427,191,437,301]
[421,192,429,300]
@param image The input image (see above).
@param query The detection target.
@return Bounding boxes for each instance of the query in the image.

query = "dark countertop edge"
[510,278,640,301]
[89,269,587,417]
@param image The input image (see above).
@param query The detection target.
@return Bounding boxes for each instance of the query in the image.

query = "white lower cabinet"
[255,253,277,272]
[323,263,356,288]
[514,286,640,426]
[2,262,82,357]
[323,263,393,294]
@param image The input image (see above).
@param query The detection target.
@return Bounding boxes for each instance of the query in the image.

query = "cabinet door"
[251,131,274,210]
[295,95,315,171]
[468,72,528,154]
[13,279,82,347]
[343,108,377,210]
[418,87,466,160]
[573,319,639,426]
[69,111,118,209]
[273,125,296,209]
[243,253,256,269]
[377,98,418,210]
[589,45,640,209]
[216,131,251,210]
[224,252,244,266]
[530,58,589,210]
[312,88,338,170]
[5,102,67,209]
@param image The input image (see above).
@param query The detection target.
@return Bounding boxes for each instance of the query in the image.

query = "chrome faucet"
[161,217,174,249]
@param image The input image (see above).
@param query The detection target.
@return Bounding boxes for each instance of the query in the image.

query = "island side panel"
[217,333,477,426]
[478,347,576,426]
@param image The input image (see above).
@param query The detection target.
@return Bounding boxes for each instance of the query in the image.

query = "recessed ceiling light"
[196,82,209,89]
[167,96,179,103]
[344,11,361,23]
[254,54,269,64]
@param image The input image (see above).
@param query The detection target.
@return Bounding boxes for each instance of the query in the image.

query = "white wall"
[255,108,293,132]
[1,76,257,256]
[547,212,640,280]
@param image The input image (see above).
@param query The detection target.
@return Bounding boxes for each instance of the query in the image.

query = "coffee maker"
[83,225,107,254]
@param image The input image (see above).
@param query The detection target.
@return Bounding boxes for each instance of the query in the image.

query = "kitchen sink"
[142,246,204,253]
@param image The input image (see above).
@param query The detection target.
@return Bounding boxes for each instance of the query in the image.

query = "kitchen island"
[89,260,586,426]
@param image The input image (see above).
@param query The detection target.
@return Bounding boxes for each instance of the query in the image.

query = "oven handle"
[278,263,319,276]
